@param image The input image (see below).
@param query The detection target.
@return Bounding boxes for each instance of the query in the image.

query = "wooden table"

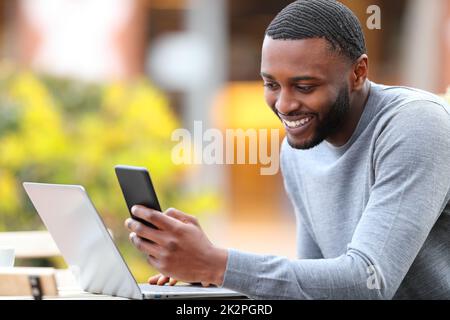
[0,269,127,300]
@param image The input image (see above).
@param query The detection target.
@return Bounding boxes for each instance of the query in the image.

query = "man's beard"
[285,86,351,150]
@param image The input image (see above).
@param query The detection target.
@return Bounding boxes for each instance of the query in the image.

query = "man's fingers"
[125,218,166,245]
[164,208,199,226]
[157,276,170,286]
[148,274,178,286]
[146,254,160,270]
[201,282,213,287]
[131,205,180,231]
[148,274,161,284]
[129,232,160,257]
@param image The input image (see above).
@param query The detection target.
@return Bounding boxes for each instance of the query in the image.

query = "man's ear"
[350,54,368,91]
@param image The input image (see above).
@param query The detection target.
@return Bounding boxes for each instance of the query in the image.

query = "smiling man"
[125,0,450,299]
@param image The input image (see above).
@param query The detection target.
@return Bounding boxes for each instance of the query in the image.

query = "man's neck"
[326,80,371,147]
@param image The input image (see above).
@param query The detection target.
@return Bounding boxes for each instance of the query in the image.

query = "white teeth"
[283,117,312,128]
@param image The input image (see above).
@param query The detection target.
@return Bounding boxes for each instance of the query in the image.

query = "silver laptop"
[23,182,243,299]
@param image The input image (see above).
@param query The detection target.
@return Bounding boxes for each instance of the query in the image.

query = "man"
[125,0,450,299]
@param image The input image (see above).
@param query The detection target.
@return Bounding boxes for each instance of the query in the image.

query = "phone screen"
[115,165,161,229]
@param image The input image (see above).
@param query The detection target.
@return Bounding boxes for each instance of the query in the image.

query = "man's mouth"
[281,115,314,129]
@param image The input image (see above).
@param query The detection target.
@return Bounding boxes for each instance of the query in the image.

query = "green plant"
[0,62,219,281]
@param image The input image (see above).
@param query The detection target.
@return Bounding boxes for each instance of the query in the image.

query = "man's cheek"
[268,104,281,119]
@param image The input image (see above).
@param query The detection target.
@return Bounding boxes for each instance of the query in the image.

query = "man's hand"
[148,274,178,286]
[124,205,228,286]
[147,274,215,287]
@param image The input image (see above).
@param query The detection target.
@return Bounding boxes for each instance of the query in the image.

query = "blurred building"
[3,1,449,92]
[1,0,449,257]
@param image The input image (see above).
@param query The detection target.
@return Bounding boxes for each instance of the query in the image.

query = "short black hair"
[266,0,367,62]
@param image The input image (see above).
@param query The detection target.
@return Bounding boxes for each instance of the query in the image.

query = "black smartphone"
[115,165,162,229]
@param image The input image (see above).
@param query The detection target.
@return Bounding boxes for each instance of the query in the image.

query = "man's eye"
[295,85,315,93]
[263,82,279,90]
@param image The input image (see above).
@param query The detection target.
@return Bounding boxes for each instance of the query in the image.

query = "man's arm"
[221,101,450,299]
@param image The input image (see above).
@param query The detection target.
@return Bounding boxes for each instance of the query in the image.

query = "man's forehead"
[261,36,342,76]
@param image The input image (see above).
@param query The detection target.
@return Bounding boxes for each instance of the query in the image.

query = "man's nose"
[275,90,299,115]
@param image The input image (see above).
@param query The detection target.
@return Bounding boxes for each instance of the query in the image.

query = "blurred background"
[0,0,449,282]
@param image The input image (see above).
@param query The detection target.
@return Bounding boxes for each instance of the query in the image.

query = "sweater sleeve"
[221,101,450,299]
[296,218,323,260]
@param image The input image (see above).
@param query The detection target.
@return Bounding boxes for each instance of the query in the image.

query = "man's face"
[261,37,352,149]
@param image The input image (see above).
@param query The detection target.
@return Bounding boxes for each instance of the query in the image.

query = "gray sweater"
[221,81,450,299]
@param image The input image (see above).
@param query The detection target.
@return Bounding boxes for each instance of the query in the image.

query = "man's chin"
[286,133,323,150]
